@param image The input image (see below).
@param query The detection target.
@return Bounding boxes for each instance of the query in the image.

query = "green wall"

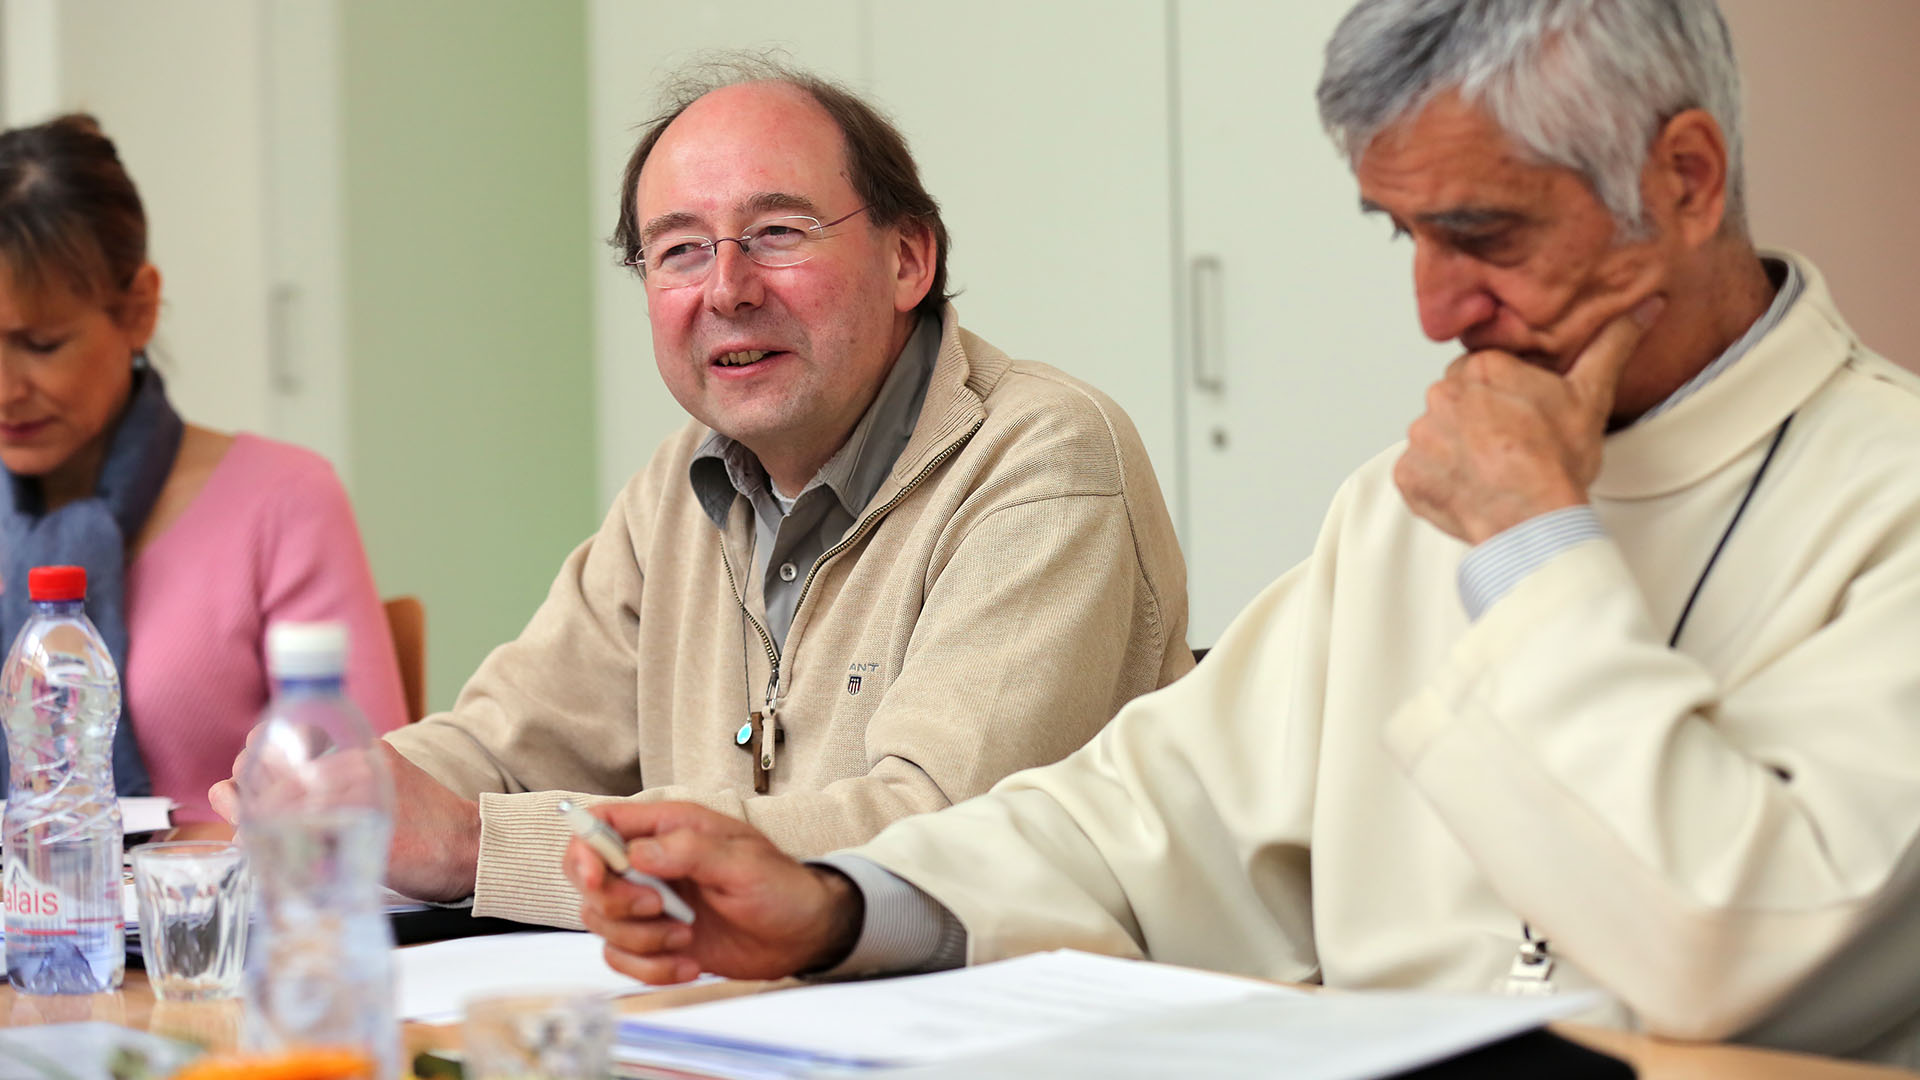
[341,1,597,711]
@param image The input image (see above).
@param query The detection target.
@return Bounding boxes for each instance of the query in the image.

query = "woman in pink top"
[0,114,406,823]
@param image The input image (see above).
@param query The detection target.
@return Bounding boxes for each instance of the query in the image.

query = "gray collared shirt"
[688,315,940,651]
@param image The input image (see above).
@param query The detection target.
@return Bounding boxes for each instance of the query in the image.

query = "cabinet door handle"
[268,283,300,394]
[1189,255,1225,393]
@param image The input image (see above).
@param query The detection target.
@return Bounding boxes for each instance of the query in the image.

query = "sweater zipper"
[725,416,986,775]
[720,553,781,771]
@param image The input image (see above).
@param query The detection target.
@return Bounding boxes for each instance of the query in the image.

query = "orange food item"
[170,1047,375,1080]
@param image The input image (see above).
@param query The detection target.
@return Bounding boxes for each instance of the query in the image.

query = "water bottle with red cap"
[0,564,126,993]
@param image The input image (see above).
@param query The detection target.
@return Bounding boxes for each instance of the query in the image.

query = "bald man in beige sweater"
[206,62,1191,927]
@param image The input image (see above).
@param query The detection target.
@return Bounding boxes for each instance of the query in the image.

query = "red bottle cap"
[27,565,86,602]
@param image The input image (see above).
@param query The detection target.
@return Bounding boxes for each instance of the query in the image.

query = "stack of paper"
[0,795,175,837]
[396,931,719,1023]
[615,950,1596,1080]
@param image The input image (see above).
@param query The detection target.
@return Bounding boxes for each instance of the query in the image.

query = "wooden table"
[2,969,1913,1079]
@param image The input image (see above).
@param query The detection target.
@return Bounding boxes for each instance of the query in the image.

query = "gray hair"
[1316,0,1746,236]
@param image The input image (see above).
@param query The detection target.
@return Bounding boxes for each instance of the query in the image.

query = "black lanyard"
[1668,413,1796,647]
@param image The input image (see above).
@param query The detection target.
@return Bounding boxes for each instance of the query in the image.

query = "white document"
[117,796,175,833]
[618,950,1597,1080]
[890,985,1599,1079]
[619,950,1293,1071]
[0,795,174,835]
[396,930,719,1023]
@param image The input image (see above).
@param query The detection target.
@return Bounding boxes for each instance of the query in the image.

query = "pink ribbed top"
[125,434,407,822]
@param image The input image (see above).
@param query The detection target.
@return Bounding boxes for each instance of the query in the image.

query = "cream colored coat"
[855,258,1920,1062]
[388,308,1192,926]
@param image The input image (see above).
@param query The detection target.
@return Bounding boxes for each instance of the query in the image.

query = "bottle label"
[3,861,69,924]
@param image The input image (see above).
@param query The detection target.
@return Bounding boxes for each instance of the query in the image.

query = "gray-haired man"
[567,1,1920,1061]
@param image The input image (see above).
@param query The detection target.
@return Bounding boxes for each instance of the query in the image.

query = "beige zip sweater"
[387,308,1193,926]
[853,257,1920,1063]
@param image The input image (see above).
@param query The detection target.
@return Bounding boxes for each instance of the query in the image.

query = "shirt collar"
[688,314,940,529]
[1633,256,1803,425]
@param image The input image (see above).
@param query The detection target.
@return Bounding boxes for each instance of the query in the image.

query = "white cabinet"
[863,2,1178,495]
[0,0,349,480]
[1172,0,1449,642]
[586,1,1177,518]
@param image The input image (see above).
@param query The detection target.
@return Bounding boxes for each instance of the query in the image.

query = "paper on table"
[0,795,174,836]
[618,949,1293,1072]
[889,984,1601,1080]
[118,796,175,833]
[396,930,719,1023]
[618,950,1601,1080]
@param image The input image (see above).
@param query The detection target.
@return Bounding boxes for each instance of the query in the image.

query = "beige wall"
[1722,0,1920,369]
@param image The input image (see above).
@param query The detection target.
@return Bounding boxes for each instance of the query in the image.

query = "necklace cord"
[1668,412,1795,648]
[1521,410,1794,974]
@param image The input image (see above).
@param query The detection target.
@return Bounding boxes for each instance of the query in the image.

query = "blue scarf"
[0,358,182,797]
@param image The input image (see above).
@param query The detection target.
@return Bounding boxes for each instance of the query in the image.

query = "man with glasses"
[244,61,1193,926]
[565,0,1920,1062]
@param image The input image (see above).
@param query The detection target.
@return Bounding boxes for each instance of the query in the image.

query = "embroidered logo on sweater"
[847,660,880,696]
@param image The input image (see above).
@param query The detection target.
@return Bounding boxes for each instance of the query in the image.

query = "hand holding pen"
[558,799,697,924]
[562,800,865,985]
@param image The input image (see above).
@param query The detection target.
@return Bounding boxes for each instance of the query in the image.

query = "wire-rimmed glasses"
[625,206,869,288]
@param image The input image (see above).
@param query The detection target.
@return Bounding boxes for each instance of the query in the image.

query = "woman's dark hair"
[611,56,952,322]
[0,113,147,315]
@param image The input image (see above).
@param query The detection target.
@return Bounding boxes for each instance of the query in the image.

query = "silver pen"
[557,799,696,924]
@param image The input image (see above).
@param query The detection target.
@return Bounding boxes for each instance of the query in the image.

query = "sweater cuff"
[474,790,603,928]
[808,853,968,977]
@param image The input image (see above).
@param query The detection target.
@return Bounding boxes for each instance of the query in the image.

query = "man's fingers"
[565,838,606,893]
[593,799,748,843]
[600,942,700,985]
[628,824,739,882]
[1566,295,1665,418]
[584,903,694,959]
[568,838,679,925]
[207,780,239,823]
[580,871,680,923]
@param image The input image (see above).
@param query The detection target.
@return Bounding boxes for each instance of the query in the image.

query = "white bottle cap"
[266,621,349,679]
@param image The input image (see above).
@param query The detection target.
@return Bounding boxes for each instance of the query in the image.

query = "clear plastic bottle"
[1,564,126,994]
[239,621,398,1079]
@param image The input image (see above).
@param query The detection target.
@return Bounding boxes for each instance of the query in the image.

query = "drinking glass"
[129,840,250,1001]
[463,990,614,1080]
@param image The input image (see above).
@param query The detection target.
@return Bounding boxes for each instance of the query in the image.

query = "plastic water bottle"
[239,621,398,1078]
[1,564,126,993]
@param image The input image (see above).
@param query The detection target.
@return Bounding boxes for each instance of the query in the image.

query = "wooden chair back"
[383,595,427,722]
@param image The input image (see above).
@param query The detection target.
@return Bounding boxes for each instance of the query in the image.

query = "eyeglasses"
[625,207,869,288]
